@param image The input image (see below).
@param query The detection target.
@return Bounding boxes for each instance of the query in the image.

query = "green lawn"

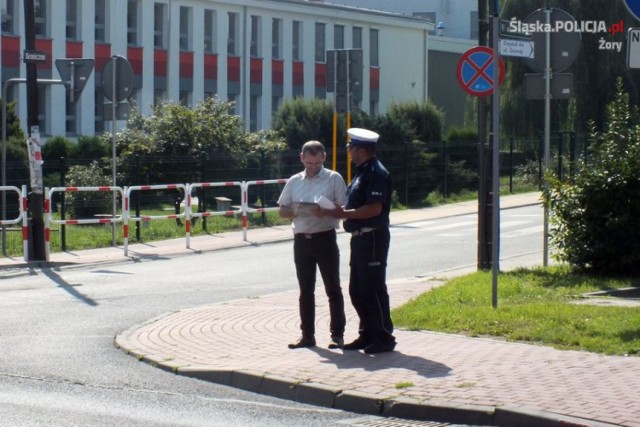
[392,266,640,356]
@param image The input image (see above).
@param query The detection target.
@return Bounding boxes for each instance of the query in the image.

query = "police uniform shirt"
[344,157,391,233]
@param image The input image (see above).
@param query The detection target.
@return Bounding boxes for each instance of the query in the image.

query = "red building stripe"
[180,51,193,78]
[128,46,143,76]
[272,59,284,85]
[35,38,52,70]
[1,35,20,68]
[370,67,380,90]
[66,41,83,58]
[292,61,304,86]
[250,57,262,83]
[154,49,168,77]
[204,54,218,80]
[95,43,111,72]
[228,56,240,82]
[315,62,327,87]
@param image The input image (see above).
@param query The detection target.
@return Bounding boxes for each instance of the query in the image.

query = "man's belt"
[351,227,377,236]
[295,229,336,239]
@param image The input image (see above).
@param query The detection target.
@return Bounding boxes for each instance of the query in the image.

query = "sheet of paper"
[314,195,336,210]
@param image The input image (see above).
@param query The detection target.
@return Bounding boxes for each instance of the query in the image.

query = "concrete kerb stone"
[295,381,342,408]
[383,397,495,426]
[493,405,621,427]
[334,389,384,415]
[230,369,265,393]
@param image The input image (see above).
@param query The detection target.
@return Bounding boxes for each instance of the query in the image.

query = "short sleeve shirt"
[343,157,392,232]
[277,166,347,234]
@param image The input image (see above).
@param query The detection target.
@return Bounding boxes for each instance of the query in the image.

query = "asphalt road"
[0,204,544,426]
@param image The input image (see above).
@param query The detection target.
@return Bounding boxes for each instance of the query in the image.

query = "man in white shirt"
[278,140,347,350]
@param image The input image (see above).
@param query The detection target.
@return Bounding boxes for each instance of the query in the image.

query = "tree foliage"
[546,79,640,275]
[271,97,335,150]
[500,0,639,137]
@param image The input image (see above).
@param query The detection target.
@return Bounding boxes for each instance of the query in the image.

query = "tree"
[500,0,639,137]
[546,79,640,275]
[271,97,335,150]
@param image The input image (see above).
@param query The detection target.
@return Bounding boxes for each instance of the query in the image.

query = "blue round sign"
[456,46,504,97]
[623,0,640,21]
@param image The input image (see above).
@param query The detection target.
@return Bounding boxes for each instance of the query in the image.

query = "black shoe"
[364,339,396,354]
[343,336,370,350]
[288,336,316,349]
[328,336,344,349]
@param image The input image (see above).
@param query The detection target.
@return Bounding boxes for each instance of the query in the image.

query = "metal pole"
[543,8,551,267]
[491,15,501,308]
[1,81,8,253]
[111,56,117,246]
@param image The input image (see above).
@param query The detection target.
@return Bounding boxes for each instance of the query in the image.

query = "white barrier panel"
[124,183,187,256]
[185,181,243,249]
[0,185,27,261]
[45,186,125,261]
[242,179,288,241]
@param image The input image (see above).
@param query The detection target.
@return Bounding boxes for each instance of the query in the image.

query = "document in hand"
[314,195,336,210]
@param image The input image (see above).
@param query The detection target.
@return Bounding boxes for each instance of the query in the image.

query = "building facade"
[0,0,434,139]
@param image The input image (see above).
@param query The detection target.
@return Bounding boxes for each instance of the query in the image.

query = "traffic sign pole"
[490,15,501,308]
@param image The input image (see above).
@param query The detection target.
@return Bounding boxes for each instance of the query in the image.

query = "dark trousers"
[349,227,394,343]
[293,229,345,338]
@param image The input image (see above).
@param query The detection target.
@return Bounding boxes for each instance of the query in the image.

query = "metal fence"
[1,133,588,257]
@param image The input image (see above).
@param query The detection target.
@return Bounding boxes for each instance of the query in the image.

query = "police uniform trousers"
[349,227,394,343]
[293,229,345,339]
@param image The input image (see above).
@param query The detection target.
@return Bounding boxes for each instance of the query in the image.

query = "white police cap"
[347,127,379,146]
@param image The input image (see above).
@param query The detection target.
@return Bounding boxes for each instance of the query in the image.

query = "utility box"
[215,197,232,211]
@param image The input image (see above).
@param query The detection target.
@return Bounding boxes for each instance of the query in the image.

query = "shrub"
[546,78,640,275]
[65,161,113,218]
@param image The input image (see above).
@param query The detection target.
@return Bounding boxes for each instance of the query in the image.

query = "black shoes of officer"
[288,336,316,349]
[342,336,370,350]
[328,336,344,349]
[364,338,396,354]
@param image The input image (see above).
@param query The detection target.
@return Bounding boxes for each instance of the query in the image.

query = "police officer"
[326,128,396,354]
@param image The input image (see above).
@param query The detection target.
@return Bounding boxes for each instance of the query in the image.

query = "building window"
[1,0,15,35]
[66,0,78,40]
[34,0,48,37]
[315,23,325,62]
[154,89,166,108]
[249,95,260,132]
[292,20,302,61]
[369,29,379,67]
[250,15,260,57]
[95,0,107,43]
[127,0,139,46]
[65,96,76,135]
[272,18,282,59]
[271,96,281,118]
[95,89,105,133]
[334,25,344,49]
[227,12,238,55]
[204,9,216,54]
[352,26,362,49]
[154,2,167,49]
[179,6,192,51]
[470,11,479,40]
[180,91,192,107]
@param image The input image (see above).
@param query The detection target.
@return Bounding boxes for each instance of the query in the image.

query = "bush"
[546,78,640,275]
[65,161,113,218]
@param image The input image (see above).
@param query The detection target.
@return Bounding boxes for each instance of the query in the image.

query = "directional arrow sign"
[500,39,535,58]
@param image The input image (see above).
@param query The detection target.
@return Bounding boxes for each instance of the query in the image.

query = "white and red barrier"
[242,179,288,241]
[45,186,125,261]
[0,185,28,261]
[185,181,243,248]
[124,184,187,256]
[16,179,292,261]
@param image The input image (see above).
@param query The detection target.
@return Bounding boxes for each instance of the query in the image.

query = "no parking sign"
[456,46,505,97]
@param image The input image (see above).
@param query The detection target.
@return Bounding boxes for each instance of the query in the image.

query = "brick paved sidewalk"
[116,274,638,427]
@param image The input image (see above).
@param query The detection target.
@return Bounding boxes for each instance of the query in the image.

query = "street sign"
[55,58,95,102]
[102,55,134,102]
[23,50,46,63]
[627,28,640,69]
[525,73,574,100]
[521,8,581,73]
[456,46,504,97]
[499,39,534,58]
[623,0,640,22]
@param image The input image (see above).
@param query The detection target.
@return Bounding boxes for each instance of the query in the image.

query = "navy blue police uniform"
[343,129,396,353]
